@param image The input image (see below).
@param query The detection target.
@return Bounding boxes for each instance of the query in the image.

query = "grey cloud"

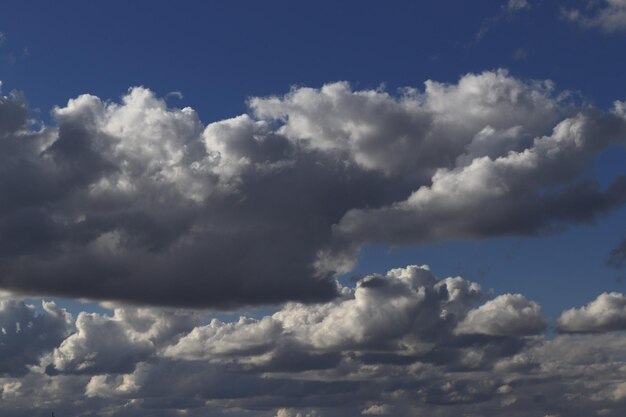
[164,265,484,361]
[0,281,625,417]
[607,238,626,268]
[0,72,625,307]
[0,298,71,376]
[475,0,531,41]
[557,292,626,333]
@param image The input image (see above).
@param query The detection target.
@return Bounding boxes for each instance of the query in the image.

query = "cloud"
[476,0,531,41]
[164,265,484,361]
[607,238,626,268]
[0,72,625,307]
[0,299,71,376]
[0,275,625,416]
[361,404,392,415]
[564,0,626,33]
[49,306,198,374]
[557,292,626,333]
[456,294,547,336]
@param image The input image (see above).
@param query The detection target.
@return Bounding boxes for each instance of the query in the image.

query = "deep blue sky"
[2,0,626,320]
[2,0,625,118]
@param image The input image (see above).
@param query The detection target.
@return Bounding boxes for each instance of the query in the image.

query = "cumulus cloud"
[0,275,625,417]
[564,0,626,33]
[0,71,625,307]
[164,265,484,362]
[0,298,71,376]
[557,292,626,333]
[456,294,547,336]
[475,0,531,41]
[49,306,198,374]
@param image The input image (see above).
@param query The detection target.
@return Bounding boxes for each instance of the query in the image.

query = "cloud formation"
[0,266,624,417]
[564,0,626,33]
[0,71,625,307]
[456,294,547,336]
[557,292,626,332]
[0,298,71,376]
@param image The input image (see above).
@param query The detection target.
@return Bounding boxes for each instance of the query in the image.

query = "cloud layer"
[565,0,626,33]
[0,71,625,307]
[0,266,625,417]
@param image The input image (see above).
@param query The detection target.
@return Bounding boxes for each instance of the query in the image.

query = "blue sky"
[2,1,626,417]
[2,0,625,318]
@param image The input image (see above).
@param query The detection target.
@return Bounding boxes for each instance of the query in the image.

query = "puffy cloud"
[0,72,625,307]
[0,283,625,417]
[50,306,198,374]
[456,294,547,336]
[324,108,626,273]
[0,298,71,376]
[557,292,626,333]
[564,0,626,33]
[165,265,484,362]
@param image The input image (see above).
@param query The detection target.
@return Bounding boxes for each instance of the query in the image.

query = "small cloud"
[166,90,184,100]
[0,32,5,46]
[476,0,531,41]
[362,404,392,415]
[564,0,626,33]
[507,0,530,12]
[513,48,528,60]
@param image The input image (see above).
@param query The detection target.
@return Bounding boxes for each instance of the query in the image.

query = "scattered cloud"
[166,90,184,100]
[564,0,626,33]
[476,0,531,41]
[0,298,71,376]
[557,292,626,332]
[0,268,623,416]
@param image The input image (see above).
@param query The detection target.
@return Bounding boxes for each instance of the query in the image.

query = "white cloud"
[456,294,547,336]
[557,292,626,333]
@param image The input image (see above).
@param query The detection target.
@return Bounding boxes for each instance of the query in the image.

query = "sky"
[1,1,626,416]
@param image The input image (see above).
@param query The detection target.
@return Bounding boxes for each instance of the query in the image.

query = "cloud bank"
[0,267,625,417]
[0,70,625,307]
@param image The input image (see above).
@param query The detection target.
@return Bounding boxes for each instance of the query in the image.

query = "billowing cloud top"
[0,70,625,307]
[557,292,626,333]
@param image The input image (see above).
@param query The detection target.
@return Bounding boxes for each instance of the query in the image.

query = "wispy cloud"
[564,0,626,33]
[476,0,531,41]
